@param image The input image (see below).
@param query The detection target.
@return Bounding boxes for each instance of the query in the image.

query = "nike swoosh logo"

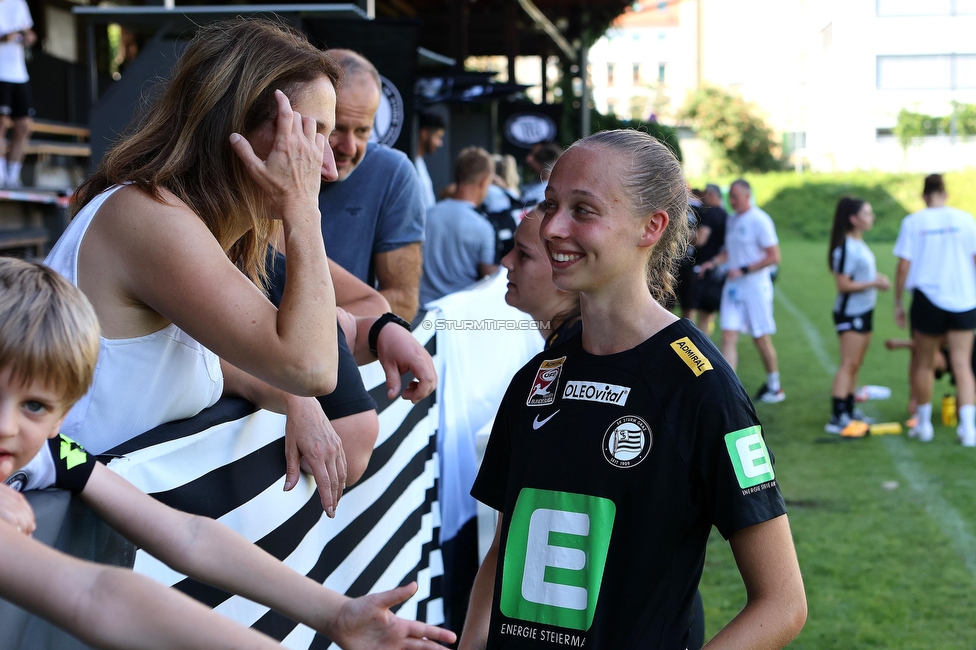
[532,410,560,430]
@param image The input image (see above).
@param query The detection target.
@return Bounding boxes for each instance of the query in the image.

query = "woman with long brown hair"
[45,18,432,516]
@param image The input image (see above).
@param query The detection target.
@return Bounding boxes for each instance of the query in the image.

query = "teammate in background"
[500,209,580,347]
[894,173,976,445]
[0,0,35,188]
[459,130,805,649]
[0,257,456,650]
[700,179,785,404]
[825,197,890,433]
[694,183,729,334]
[676,190,706,322]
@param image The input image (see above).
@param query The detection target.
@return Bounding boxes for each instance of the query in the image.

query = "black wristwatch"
[368,312,411,356]
[740,266,750,275]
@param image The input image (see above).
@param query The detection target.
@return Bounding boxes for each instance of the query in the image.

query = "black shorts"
[0,81,34,119]
[677,257,702,310]
[833,309,873,334]
[910,289,976,335]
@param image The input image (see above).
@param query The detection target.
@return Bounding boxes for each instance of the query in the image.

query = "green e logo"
[500,488,615,631]
[724,425,775,489]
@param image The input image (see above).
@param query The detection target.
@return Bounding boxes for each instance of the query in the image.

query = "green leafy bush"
[894,103,976,150]
[678,84,780,175]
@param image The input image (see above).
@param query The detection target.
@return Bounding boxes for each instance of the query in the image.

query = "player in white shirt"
[700,179,785,404]
[825,197,890,433]
[894,174,976,445]
[0,0,35,187]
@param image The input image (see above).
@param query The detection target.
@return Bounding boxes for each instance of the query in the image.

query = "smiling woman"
[459,130,807,650]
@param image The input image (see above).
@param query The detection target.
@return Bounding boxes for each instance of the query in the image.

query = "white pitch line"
[775,290,837,376]
[776,287,976,584]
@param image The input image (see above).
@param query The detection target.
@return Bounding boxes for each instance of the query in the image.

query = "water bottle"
[942,394,958,426]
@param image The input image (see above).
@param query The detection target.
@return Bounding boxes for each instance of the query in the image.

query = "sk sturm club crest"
[602,416,651,468]
[526,356,566,406]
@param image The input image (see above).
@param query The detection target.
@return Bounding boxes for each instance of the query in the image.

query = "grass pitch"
[699,239,976,648]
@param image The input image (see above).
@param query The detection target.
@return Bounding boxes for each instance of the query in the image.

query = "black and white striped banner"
[107,316,443,648]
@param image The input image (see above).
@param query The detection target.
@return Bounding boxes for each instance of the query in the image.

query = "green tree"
[586,109,682,162]
[678,84,779,175]
[893,108,941,150]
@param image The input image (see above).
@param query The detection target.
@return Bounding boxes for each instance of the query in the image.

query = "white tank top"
[45,185,224,454]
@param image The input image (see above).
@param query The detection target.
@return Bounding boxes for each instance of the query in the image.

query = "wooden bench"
[24,120,91,160]
[31,121,90,139]
[0,226,48,257]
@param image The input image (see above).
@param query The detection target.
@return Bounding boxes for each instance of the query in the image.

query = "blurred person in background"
[825,196,890,433]
[420,146,498,305]
[894,173,976,445]
[414,110,445,209]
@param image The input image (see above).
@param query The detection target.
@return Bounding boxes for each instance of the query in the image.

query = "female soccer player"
[459,130,806,649]
[825,197,890,433]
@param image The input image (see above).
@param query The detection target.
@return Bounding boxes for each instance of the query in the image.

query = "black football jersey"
[5,434,97,494]
[472,319,786,649]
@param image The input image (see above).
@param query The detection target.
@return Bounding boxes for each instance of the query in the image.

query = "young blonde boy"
[0,257,455,650]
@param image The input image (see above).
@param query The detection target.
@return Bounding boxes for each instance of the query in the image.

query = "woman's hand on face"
[375,323,437,403]
[229,89,326,221]
[283,396,348,518]
[0,483,36,536]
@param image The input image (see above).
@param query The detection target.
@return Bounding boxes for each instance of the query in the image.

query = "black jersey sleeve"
[470,372,523,511]
[48,434,98,494]
[692,374,787,540]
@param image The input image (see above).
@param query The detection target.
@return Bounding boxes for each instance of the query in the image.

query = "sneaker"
[908,421,934,442]
[851,409,875,425]
[754,383,786,404]
[825,413,852,434]
[958,426,976,448]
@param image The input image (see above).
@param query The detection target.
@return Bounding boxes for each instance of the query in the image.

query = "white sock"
[767,372,780,392]
[6,161,21,185]
[917,403,932,427]
[960,404,975,431]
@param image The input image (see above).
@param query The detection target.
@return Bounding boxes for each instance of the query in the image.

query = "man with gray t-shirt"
[420,147,498,305]
[321,49,425,321]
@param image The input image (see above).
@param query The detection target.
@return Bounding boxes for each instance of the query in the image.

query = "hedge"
[688,169,976,242]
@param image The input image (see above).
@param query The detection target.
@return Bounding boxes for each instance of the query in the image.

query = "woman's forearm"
[275,214,339,395]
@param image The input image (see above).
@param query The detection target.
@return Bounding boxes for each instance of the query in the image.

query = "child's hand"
[0,483,36,535]
[331,582,457,649]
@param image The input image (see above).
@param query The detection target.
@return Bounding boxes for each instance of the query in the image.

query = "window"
[607,99,617,115]
[877,0,976,15]
[877,54,976,90]
[658,63,666,84]
[607,63,615,87]
[821,23,832,50]
[633,63,641,85]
